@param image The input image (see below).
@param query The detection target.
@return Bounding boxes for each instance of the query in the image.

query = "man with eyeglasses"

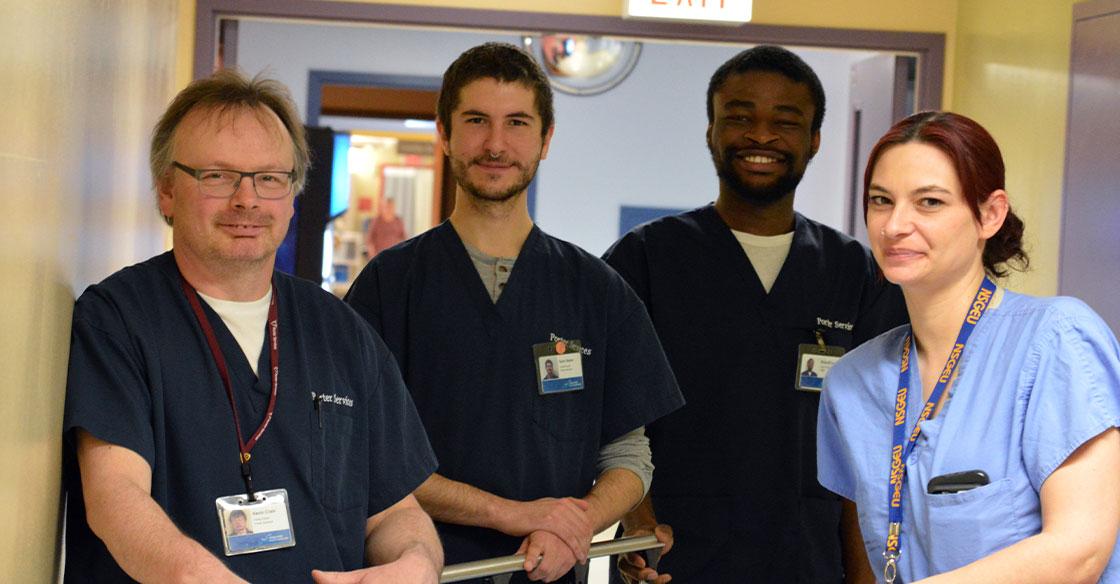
[62,70,442,582]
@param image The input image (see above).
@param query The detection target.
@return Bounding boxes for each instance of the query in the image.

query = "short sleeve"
[852,263,909,347]
[344,260,383,333]
[603,231,652,306]
[363,329,438,515]
[817,373,857,501]
[1022,302,1120,491]
[599,287,684,445]
[63,295,156,467]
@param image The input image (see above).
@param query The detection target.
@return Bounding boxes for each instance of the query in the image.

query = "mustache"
[215,211,273,226]
[470,155,522,168]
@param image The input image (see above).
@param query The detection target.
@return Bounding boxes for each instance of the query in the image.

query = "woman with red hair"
[817,111,1120,583]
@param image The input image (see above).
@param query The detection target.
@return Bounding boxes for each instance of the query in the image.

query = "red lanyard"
[180,276,279,499]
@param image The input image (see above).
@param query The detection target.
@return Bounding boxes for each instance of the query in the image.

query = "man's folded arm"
[76,429,245,583]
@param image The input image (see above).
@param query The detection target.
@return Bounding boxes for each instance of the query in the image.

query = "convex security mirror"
[522,34,642,96]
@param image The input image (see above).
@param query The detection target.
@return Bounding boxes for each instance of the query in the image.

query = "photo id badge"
[533,339,585,394]
[795,343,845,392]
[216,488,296,556]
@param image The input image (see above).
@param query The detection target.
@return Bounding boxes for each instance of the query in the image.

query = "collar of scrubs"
[730,229,794,294]
[196,289,273,376]
[441,221,542,314]
[882,275,997,581]
[700,204,821,321]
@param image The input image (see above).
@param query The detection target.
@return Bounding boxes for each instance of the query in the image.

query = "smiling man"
[62,70,442,582]
[604,46,909,583]
[345,43,683,584]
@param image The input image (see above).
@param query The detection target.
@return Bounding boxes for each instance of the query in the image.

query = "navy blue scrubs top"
[63,252,437,582]
[345,222,684,572]
[604,205,907,583]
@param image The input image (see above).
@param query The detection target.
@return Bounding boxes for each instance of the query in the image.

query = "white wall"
[543,41,873,253]
[237,20,876,255]
[238,21,510,120]
[0,1,179,579]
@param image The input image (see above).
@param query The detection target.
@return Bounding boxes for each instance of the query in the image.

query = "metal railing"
[440,534,663,583]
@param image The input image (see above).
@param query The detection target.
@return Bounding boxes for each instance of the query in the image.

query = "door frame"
[193,0,944,111]
[306,70,455,223]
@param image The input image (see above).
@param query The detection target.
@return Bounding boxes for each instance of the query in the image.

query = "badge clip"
[883,551,899,583]
[532,338,586,395]
[795,333,845,392]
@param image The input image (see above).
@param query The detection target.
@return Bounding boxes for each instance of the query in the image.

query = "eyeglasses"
[172,161,295,199]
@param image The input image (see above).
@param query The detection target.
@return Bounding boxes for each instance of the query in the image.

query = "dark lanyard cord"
[180,276,280,500]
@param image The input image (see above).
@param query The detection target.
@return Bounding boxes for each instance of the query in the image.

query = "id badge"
[533,339,585,394]
[795,343,845,392]
[216,488,296,556]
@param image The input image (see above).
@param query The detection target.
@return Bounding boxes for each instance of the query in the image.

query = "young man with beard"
[345,43,683,584]
[604,46,908,583]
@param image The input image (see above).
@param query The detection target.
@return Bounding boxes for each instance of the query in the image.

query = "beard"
[709,144,807,205]
[451,155,539,204]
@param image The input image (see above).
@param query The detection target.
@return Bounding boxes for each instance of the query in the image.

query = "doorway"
[195,1,942,255]
[304,71,454,295]
[226,18,936,257]
[194,2,947,580]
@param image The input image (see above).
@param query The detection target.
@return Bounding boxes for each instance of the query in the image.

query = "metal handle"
[439,534,663,583]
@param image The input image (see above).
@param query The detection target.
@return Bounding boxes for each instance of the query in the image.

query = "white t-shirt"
[731,229,795,293]
[197,288,272,376]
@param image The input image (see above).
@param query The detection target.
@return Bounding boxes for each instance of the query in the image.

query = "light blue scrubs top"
[818,289,1120,582]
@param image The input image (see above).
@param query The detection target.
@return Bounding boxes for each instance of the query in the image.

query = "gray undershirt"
[463,241,516,303]
[462,241,654,495]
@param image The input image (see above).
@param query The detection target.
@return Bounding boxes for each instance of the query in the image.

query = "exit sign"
[624,0,753,24]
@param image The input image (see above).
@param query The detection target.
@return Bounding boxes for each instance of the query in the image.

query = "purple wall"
[1060,0,1120,333]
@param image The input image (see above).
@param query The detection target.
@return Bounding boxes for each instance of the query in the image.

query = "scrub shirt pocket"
[923,476,1031,570]
[311,406,366,511]
[531,390,591,443]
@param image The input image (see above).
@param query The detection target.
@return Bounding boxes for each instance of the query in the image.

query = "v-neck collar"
[905,290,1000,431]
[696,204,806,303]
[436,221,543,320]
[192,291,274,416]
